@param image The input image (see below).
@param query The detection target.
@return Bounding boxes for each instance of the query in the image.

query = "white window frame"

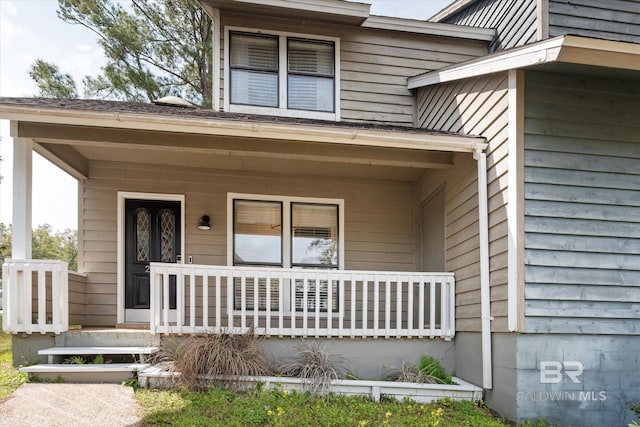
[224,26,341,121]
[227,192,345,316]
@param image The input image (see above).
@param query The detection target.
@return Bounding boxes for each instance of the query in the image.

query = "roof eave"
[408,35,640,89]
[429,0,479,23]
[198,0,370,25]
[0,105,487,154]
[361,15,495,41]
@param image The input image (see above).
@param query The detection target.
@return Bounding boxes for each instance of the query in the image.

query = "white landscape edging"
[139,364,483,403]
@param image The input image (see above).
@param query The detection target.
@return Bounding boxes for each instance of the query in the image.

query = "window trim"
[224,26,341,121]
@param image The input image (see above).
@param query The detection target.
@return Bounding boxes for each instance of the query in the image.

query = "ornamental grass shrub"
[171,329,272,391]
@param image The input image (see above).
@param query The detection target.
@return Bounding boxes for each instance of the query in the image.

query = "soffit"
[28,122,457,182]
[199,0,370,25]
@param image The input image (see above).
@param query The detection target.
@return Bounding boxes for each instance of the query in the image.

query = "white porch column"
[11,135,33,259]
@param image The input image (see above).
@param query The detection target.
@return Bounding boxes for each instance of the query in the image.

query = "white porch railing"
[150,263,455,340]
[2,260,69,334]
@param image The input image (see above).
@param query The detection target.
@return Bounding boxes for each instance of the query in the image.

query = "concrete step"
[38,346,160,363]
[56,329,159,347]
[20,363,150,383]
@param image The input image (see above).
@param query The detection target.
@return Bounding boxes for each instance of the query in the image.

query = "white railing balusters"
[302,273,308,335]
[407,278,413,339]
[362,277,368,338]
[252,272,259,330]
[2,260,69,334]
[314,272,320,338]
[396,275,402,339]
[440,277,446,340]
[350,273,356,338]
[384,276,391,339]
[203,273,209,331]
[429,277,436,338]
[147,264,455,340]
[37,264,46,330]
[265,271,272,335]
[240,273,246,331]
[373,278,380,337]
[189,269,196,332]
[418,279,425,339]
[278,275,284,336]
[290,274,296,337]
[338,277,345,338]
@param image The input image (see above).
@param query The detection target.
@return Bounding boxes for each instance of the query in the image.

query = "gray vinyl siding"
[523,71,640,334]
[549,0,640,44]
[218,11,487,126]
[443,0,537,52]
[415,72,510,332]
[80,161,416,326]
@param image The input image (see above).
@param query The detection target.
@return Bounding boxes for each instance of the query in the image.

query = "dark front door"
[125,199,181,311]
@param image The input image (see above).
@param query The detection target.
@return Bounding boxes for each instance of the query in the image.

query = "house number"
[144,265,151,273]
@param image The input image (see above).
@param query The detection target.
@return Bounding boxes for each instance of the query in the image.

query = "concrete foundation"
[263,337,455,380]
[516,334,640,426]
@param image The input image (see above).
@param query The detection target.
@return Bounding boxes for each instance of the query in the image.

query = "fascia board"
[408,36,565,89]
[362,15,495,41]
[0,106,487,154]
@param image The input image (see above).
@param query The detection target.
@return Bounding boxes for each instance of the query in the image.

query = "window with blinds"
[229,33,279,107]
[287,39,335,112]
[228,31,336,114]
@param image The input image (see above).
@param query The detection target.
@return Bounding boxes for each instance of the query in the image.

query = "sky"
[0,0,452,231]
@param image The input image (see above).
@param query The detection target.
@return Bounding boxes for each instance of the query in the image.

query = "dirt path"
[0,383,142,427]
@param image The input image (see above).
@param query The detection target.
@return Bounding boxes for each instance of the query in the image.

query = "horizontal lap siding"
[416,72,510,332]
[444,0,537,52]
[81,162,416,325]
[549,0,640,44]
[524,71,640,334]
[220,12,487,126]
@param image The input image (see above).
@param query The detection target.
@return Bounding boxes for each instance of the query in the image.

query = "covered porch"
[1,98,487,342]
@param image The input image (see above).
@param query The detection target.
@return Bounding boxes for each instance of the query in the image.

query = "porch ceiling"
[29,122,455,181]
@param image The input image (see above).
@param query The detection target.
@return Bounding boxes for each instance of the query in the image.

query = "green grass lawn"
[136,386,513,427]
[0,315,28,399]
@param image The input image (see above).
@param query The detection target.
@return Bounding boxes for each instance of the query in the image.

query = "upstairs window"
[287,39,335,113]
[230,34,279,108]
[225,29,340,120]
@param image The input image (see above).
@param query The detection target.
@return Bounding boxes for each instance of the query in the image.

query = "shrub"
[171,328,271,391]
[279,342,346,395]
[385,355,455,385]
[417,355,454,385]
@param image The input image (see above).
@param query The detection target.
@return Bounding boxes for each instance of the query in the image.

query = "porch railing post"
[149,266,157,333]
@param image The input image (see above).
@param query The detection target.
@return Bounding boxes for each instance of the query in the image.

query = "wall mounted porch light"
[198,215,211,230]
